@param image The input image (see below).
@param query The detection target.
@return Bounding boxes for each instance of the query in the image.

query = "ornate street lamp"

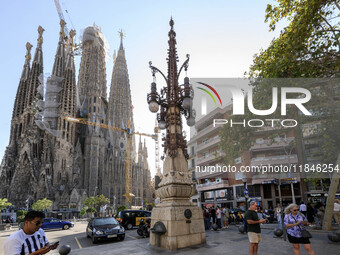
[242,177,248,211]
[147,18,195,159]
[147,18,205,250]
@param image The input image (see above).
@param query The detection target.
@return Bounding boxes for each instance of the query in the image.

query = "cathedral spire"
[33,26,44,64]
[24,26,44,111]
[118,29,125,50]
[52,20,66,77]
[21,42,32,81]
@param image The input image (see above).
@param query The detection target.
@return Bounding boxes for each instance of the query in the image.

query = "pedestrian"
[333,199,340,226]
[216,206,222,229]
[210,206,216,226]
[284,203,315,255]
[256,205,263,221]
[306,202,315,226]
[299,201,307,216]
[203,208,210,230]
[274,203,282,229]
[244,201,266,255]
[4,210,59,255]
[222,207,229,228]
[315,202,325,227]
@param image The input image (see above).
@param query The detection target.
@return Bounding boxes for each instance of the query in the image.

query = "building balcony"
[190,124,222,143]
[196,180,229,192]
[196,136,221,153]
[250,154,298,166]
[250,137,295,152]
[197,152,223,165]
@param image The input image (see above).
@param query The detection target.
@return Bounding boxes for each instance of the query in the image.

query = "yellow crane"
[65,116,157,204]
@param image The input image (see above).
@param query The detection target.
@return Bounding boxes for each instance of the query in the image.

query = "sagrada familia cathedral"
[0,21,153,211]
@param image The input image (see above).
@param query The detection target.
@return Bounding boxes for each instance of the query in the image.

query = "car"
[41,218,74,230]
[115,210,151,230]
[86,217,125,244]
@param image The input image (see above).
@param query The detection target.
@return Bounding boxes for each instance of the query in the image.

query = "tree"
[117,205,128,214]
[83,195,110,217]
[220,0,340,230]
[31,198,53,214]
[0,198,12,223]
[247,0,340,231]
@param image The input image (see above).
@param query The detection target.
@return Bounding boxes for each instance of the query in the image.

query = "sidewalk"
[51,225,340,255]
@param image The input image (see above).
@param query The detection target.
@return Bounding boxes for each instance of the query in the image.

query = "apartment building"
[189,103,308,210]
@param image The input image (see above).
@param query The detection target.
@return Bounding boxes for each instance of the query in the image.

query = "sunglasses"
[293,209,299,212]
[32,220,42,226]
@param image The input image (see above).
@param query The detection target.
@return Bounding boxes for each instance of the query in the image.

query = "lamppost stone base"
[149,205,206,250]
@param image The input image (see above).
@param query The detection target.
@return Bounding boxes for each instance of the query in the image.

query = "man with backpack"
[244,201,267,255]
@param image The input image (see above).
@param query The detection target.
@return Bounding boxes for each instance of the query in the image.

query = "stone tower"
[107,31,137,205]
[5,26,45,207]
[0,42,32,198]
[77,24,108,198]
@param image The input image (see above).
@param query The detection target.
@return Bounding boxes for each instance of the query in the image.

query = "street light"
[242,177,248,211]
[147,19,196,150]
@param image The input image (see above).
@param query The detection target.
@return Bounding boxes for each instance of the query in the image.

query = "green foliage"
[80,208,86,216]
[83,194,110,217]
[249,0,340,78]
[31,198,52,211]
[16,210,27,223]
[117,205,128,214]
[0,198,12,210]
[221,0,340,161]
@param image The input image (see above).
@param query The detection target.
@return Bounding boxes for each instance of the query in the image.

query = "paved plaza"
[48,224,340,255]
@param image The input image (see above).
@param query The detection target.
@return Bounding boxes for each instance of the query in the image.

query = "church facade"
[0,21,153,211]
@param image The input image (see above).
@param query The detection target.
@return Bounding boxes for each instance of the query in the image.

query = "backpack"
[244,218,248,233]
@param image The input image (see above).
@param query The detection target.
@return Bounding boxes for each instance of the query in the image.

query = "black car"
[116,210,151,230]
[86,217,125,244]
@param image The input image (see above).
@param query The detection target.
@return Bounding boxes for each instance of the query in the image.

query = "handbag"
[292,214,312,238]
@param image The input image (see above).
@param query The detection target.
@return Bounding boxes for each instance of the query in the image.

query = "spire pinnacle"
[25,42,33,61]
[59,19,66,39]
[69,29,76,49]
[37,26,45,45]
[118,29,125,43]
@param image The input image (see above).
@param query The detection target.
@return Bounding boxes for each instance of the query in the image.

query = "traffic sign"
[244,188,249,196]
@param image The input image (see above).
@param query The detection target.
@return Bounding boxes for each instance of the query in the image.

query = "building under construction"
[0,20,153,211]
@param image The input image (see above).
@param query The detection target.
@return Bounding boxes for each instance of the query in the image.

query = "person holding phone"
[4,210,59,255]
[284,204,315,255]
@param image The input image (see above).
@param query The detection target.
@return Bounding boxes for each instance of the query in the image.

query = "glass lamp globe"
[158,120,166,129]
[149,101,159,113]
[182,97,192,110]
[187,116,195,127]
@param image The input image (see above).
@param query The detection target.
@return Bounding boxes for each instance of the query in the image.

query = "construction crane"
[54,0,69,38]
[65,116,157,204]
[54,0,82,54]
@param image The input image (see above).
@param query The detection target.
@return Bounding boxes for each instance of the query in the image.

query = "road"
[0,221,145,255]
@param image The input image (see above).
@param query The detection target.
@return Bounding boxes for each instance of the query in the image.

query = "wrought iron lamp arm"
[149,61,168,84]
[177,54,190,79]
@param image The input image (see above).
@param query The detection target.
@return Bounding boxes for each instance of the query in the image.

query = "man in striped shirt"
[4,210,59,255]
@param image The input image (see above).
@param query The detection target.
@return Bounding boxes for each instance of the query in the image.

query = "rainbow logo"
[197,82,223,107]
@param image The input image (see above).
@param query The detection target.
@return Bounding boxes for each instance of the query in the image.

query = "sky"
[0,0,287,177]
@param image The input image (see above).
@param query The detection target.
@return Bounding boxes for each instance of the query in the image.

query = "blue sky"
[0,0,286,176]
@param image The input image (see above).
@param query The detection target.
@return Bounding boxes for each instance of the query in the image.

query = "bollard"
[239,225,245,234]
[212,224,218,231]
[328,232,340,242]
[273,228,283,237]
[59,245,71,255]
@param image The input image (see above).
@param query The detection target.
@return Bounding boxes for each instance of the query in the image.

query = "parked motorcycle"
[262,209,274,223]
[137,217,151,238]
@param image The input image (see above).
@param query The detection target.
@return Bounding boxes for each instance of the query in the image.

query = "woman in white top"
[275,203,282,229]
